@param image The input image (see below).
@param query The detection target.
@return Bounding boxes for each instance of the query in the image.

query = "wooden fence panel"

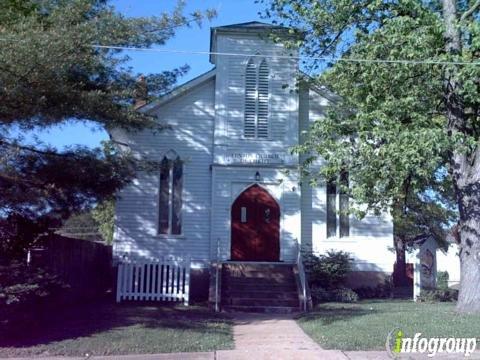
[31,235,113,301]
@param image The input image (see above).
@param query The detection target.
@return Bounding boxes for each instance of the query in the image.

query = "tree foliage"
[57,198,114,243]
[262,0,480,312]
[91,198,115,244]
[60,210,102,241]
[0,0,215,256]
[264,0,453,211]
[391,171,457,246]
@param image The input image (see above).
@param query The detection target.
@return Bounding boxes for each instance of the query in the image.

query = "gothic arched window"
[244,58,269,139]
[159,151,183,235]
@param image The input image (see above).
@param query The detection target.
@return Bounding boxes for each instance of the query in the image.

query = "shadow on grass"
[0,299,232,348]
[298,303,381,325]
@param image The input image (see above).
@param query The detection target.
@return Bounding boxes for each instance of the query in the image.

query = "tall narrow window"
[326,180,337,238]
[257,59,269,138]
[171,158,183,234]
[326,172,350,238]
[339,171,350,237]
[158,152,183,235]
[244,58,269,138]
[159,157,170,234]
[244,59,257,138]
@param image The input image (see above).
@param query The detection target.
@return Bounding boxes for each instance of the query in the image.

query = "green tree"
[60,198,114,243]
[60,211,101,241]
[392,176,457,286]
[91,198,115,244]
[263,0,480,312]
[0,0,215,257]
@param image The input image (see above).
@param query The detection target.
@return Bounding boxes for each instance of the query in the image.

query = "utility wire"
[92,44,480,66]
[2,37,477,66]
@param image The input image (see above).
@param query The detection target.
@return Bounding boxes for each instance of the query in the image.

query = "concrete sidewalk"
[7,350,478,359]
[5,312,479,359]
[216,312,345,359]
[230,312,322,351]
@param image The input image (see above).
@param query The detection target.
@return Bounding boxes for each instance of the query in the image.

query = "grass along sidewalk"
[0,302,233,357]
[297,300,480,351]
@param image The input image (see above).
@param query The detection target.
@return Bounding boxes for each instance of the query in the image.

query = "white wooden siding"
[113,26,394,275]
[298,87,395,273]
[213,34,299,165]
[113,78,215,266]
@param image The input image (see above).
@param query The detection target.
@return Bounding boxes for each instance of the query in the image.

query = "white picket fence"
[116,257,191,305]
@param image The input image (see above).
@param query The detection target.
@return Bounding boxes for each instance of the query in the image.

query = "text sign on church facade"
[224,152,286,165]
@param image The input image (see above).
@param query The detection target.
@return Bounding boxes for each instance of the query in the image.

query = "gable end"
[138,68,216,114]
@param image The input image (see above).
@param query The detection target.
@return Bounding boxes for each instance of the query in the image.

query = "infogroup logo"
[386,328,477,358]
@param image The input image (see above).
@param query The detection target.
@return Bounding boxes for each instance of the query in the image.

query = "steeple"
[209,21,292,64]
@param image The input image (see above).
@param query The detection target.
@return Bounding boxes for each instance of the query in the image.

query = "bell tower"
[209,22,301,167]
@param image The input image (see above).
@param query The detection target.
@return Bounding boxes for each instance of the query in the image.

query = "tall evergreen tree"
[0,0,215,257]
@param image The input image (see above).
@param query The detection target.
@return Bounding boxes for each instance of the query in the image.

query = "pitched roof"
[209,21,294,64]
[138,21,297,112]
[212,21,289,30]
[299,71,342,103]
[137,68,216,114]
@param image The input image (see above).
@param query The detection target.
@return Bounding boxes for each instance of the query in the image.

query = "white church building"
[111,22,396,309]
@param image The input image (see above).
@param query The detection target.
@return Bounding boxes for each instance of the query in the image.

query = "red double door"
[231,184,280,261]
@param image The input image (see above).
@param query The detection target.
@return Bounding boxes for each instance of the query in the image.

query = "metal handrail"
[296,242,308,311]
[215,236,220,312]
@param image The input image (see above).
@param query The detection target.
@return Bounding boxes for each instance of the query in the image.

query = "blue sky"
[29,0,265,149]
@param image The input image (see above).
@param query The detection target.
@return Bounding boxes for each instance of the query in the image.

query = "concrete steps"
[222,305,300,314]
[226,297,299,307]
[221,263,300,313]
[226,291,298,300]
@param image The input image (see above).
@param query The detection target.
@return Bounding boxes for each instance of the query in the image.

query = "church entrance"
[230,184,280,261]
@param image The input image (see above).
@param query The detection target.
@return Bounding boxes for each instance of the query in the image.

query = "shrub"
[355,279,393,299]
[355,286,375,299]
[0,261,69,323]
[437,271,449,289]
[416,288,458,303]
[310,286,359,304]
[310,286,332,303]
[331,288,359,303]
[304,250,353,289]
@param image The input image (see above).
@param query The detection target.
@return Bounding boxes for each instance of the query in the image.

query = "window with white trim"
[339,171,350,237]
[244,58,269,138]
[326,172,350,238]
[326,180,337,238]
[158,151,183,235]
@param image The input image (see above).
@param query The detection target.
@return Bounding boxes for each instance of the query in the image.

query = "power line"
[1,37,477,66]
[92,44,480,66]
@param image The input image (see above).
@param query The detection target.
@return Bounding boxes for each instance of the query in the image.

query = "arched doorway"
[231,184,280,261]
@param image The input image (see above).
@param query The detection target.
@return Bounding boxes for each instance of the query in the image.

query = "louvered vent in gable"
[244,59,257,138]
[257,59,269,138]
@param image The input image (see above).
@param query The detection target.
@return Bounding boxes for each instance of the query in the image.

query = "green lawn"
[297,300,480,351]
[0,301,233,357]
